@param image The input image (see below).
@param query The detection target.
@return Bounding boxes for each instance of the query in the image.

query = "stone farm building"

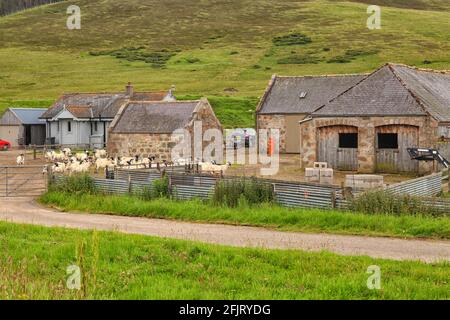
[39,83,175,147]
[257,64,450,173]
[0,108,47,146]
[107,98,222,161]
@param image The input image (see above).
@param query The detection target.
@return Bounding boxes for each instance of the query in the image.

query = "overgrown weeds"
[212,178,274,208]
[50,174,97,195]
[348,190,443,216]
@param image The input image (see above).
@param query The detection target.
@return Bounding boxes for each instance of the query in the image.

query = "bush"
[273,33,312,46]
[212,177,274,208]
[348,190,441,216]
[277,55,320,65]
[153,176,170,198]
[50,174,97,195]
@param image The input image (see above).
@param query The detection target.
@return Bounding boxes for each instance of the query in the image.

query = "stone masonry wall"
[300,116,438,173]
[257,114,286,153]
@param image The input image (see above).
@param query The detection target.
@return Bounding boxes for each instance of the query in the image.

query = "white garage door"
[0,125,20,146]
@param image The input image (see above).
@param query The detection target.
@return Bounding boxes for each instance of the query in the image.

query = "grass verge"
[39,192,450,240]
[0,221,449,299]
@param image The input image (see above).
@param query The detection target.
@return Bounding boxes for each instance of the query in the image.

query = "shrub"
[277,55,320,64]
[50,174,97,195]
[273,33,312,46]
[212,177,274,208]
[348,190,441,216]
[153,176,170,198]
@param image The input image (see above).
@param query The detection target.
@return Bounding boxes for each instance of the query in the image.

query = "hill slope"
[0,0,449,101]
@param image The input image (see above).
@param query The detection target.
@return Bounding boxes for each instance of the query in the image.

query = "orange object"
[268,137,275,156]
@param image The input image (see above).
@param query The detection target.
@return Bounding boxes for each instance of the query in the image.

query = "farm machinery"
[407,148,450,169]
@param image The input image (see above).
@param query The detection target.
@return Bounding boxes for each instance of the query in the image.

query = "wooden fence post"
[127,175,132,194]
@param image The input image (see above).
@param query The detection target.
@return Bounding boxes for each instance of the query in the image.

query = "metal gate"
[0,165,47,197]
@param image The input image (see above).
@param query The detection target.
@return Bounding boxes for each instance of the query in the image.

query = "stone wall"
[257,114,286,152]
[300,116,439,173]
[107,99,223,161]
[107,133,175,161]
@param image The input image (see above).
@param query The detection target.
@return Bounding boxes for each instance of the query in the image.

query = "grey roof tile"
[111,101,200,134]
[312,65,428,117]
[257,74,366,114]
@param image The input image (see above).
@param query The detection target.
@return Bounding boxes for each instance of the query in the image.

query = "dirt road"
[1,197,449,263]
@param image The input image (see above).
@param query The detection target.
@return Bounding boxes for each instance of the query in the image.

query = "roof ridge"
[311,67,382,115]
[276,73,368,79]
[388,63,450,75]
[388,64,432,117]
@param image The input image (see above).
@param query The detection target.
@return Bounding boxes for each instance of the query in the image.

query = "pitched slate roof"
[111,101,201,134]
[40,90,174,120]
[257,74,366,114]
[390,65,450,122]
[9,108,47,125]
[312,64,431,117]
[65,106,94,119]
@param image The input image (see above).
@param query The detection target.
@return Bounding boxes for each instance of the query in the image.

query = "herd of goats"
[15,148,231,176]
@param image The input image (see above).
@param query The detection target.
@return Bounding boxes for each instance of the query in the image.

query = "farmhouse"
[107,98,222,161]
[257,63,450,173]
[0,108,47,146]
[40,83,175,147]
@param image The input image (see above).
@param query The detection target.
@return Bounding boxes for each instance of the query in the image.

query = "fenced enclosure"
[51,167,449,213]
[0,165,47,197]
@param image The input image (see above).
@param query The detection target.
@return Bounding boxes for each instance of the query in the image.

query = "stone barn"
[300,64,450,174]
[256,74,365,153]
[107,98,222,161]
[0,108,47,146]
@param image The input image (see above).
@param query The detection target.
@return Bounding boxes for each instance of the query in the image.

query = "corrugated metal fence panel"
[421,198,450,214]
[173,184,214,200]
[115,169,161,183]
[169,174,218,187]
[273,183,337,209]
[93,179,129,195]
[385,173,442,197]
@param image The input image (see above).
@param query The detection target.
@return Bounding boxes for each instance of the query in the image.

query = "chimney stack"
[126,82,134,97]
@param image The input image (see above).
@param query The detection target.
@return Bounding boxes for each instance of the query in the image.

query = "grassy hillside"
[0,0,449,102]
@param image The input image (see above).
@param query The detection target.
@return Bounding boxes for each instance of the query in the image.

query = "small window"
[339,133,358,149]
[67,121,72,132]
[94,122,98,132]
[378,133,398,149]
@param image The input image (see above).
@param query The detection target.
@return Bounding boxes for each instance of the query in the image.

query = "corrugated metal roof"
[257,74,366,114]
[111,101,200,134]
[9,108,47,125]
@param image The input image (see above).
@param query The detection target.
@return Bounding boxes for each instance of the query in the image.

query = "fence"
[52,168,449,213]
[385,173,443,197]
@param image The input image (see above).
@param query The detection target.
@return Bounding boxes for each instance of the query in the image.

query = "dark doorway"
[25,125,31,145]
[378,133,398,149]
[339,133,358,149]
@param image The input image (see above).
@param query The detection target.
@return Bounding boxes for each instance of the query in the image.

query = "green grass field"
[39,191,450,239]
[0,0,449,101]
[0,221,449,299]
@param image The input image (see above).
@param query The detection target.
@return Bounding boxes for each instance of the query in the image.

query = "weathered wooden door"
[318,126,358,171]
[376,125,419,173]
[337,148,358,171]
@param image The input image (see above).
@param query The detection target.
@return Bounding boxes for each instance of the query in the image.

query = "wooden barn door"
[376,125,419,173]
[318,126,358,171]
